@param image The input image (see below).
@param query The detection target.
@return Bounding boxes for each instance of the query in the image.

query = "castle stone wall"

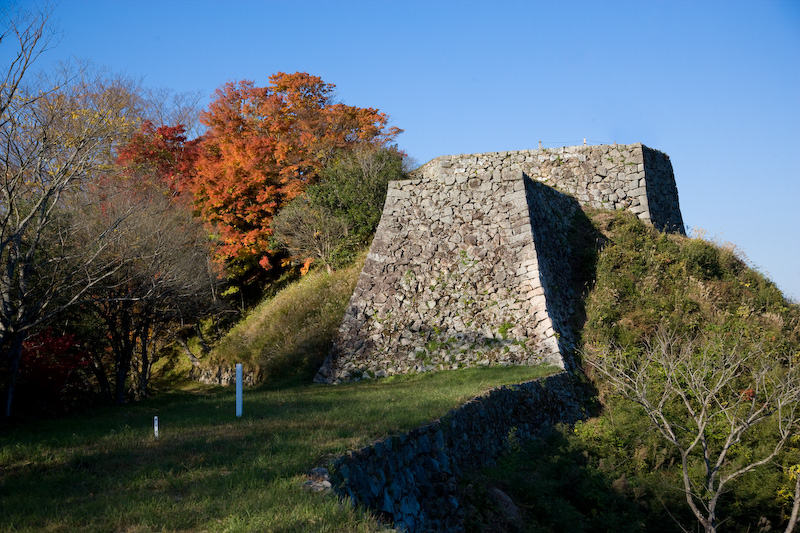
[315,143,683,384]
[412,142,682,231]
[318,372,586,532]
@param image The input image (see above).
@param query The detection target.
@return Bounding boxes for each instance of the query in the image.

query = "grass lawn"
[0,365,556,532]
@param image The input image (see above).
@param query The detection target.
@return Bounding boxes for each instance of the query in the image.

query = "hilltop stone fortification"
[315,143,683,383]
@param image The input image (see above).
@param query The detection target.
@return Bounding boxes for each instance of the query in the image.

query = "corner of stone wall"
[522,175,582,370]
[317,143,684,385]
[641,145,685,234]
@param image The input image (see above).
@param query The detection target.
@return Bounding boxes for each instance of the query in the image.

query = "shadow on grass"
[0,365,556,531]
[462,426,656,533]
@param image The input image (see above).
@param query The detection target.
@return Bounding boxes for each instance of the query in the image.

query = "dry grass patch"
[210,254,365,381]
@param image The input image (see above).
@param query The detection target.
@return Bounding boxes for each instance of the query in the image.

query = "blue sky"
[7,0,800,299]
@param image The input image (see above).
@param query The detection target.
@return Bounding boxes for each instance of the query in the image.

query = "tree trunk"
[786,472,800,533]
[136,327,151,400]
[175,337,201,367]
[114,351,132,405]
[3,333,26,418]
[88,350,112,404]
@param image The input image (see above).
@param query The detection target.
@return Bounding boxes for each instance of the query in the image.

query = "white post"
[154,416,159,440]
[583,137,587,145]
[235,363,243,417]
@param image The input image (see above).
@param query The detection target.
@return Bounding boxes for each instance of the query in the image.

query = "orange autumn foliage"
[191,72,401,270]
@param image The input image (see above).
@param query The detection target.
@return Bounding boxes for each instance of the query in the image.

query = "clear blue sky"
[7,0,800,300]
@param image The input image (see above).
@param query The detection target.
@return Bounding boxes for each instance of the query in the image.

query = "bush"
[12,329,99,415]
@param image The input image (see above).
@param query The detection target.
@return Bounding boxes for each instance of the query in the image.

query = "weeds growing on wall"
[469,210,800,532]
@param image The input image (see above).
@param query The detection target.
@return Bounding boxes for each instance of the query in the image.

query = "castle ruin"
[315,143,683,383]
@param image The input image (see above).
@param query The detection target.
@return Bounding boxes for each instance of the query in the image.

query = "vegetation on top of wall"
[467,210,800,533]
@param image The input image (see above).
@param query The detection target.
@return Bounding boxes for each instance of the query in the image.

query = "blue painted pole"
[235,363,243,417]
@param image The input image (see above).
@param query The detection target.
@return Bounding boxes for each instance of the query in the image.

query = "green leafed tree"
[272,145,405,271]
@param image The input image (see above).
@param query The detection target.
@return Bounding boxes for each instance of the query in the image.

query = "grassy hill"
[2,208,797,532]
[464,210,800,532]
[207,253,366,382]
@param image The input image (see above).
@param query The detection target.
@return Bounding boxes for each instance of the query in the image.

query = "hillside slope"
[466,210,800,532]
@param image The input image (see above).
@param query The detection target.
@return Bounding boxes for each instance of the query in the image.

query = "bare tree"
[0,7,144,416]
[588,329,800,533]
[140,86,204,137]
[81,176,220,404]
[0,3,59,123]
[272,198,349,273]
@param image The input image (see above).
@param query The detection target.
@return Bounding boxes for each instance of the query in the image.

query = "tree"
[0,3,58,124]
[588,329,800,533]
[190,72,401,272]
[0,6,145,415]
[115,120,200,195]
[307,144,405,242]
[272,144,406,271]
[81,171,220,404]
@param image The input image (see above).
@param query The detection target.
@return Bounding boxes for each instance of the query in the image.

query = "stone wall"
[191,365,257,386]
[315,169,573,383]
[315,143,683,384]
[412,143,683,231]
[318,372,585,532]
[642,146,684,232]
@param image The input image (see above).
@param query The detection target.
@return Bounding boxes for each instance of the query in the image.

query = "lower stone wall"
[323,372,585,532]
[190,365,257,386]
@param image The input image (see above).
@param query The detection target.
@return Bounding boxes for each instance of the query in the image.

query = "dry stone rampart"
[412,143,682,232]
[315,143,683,384]
[315,371,586,532]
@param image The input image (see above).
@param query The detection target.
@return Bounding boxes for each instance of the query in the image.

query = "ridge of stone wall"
[315,143,683,384]
[318,371,586,532]
[412,143,683,232]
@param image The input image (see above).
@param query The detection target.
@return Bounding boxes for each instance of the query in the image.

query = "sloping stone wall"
[322,372,585,532]
[315,143,683,384]
[315,169,573,383]
[642,145,684,232]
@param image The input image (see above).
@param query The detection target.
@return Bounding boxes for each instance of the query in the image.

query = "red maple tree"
[115,120,200,195]
[190,72,401,270]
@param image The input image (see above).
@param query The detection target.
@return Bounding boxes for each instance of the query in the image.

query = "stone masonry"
[318,371,586,532]
[315,143,683,383]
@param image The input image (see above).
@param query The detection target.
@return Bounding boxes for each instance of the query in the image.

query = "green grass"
[0,365,557,532]
[209,255,364,381]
